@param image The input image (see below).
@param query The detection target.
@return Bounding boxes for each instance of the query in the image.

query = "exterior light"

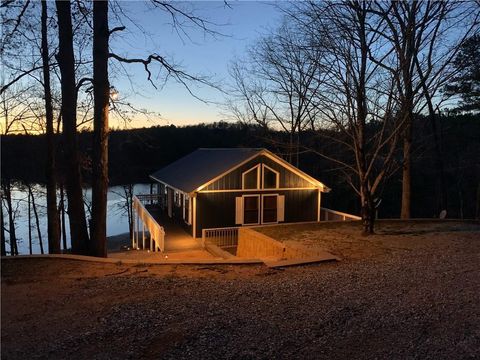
[110,86,119,101]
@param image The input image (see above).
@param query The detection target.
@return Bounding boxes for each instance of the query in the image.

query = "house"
[148,148,331,239]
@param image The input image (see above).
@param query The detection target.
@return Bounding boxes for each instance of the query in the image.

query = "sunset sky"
[109,1,283,128]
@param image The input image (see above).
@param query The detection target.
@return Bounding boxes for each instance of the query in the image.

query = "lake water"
[3,183,151,255]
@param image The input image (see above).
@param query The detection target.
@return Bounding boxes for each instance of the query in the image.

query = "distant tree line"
[2,117,479,220]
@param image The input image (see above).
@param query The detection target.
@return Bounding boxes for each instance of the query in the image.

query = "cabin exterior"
[148,148,330,239]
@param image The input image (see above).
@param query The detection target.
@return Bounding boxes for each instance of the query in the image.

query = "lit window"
[263,165,279,189]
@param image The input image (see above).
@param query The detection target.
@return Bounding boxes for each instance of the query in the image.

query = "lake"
[2,183,151,255]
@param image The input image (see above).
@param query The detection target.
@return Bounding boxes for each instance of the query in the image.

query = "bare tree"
[27,187,32,254]
[229,21,323,166]
[1,192,6,256]
[371,1,480,218]
[56,181,68,252]
[41,0,61,253]
[26,184,44,254]
[285,1,405,233]
[90,0,110,257]
[1,179,18,255]
[55,0,89,254]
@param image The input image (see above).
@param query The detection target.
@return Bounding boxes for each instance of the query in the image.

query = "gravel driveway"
[2,222,479,359]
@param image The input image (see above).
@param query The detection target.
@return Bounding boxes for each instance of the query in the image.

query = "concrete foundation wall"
[237,228,313,260]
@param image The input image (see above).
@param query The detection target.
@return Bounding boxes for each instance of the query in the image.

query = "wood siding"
[202,155,313,191]
[195,190,318,236]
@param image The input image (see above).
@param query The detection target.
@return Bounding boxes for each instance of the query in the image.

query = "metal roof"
[150,148,264,193]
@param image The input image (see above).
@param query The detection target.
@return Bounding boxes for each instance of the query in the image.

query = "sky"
[109,1,284,128]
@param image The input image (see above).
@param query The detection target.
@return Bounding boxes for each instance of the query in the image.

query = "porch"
[128,193,361,260]
[127,194,215,259]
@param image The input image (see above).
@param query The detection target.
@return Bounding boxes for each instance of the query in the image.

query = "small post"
[142,223,145,250]
[135,199,139,249]
[150,183,153,206]
[136,210,140,249]
[150,228,153,252]
[132,206,136,249]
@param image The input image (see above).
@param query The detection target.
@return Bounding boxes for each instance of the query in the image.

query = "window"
[184,196,191,224]
[242,165,260,189]
[236,194,285,225]
[262,195,277,223]
[243,196,260,224]
[262,165,279,189]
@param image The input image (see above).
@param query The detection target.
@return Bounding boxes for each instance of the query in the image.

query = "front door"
[261,194,278,224]
[237,194,283,225]
[243,195,260,225]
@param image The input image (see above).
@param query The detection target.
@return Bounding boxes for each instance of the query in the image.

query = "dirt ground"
[257,219,480,260]
[2,220,480,359]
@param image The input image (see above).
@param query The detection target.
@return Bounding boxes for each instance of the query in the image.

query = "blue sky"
[109,1,284,128]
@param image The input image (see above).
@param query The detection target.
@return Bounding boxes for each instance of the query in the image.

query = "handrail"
[133,195,165,252]
[135,193,163,207]
[321,207,361,221]
[202,226,239,249]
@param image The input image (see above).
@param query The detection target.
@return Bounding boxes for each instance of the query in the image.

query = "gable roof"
[150,148,263,193]
[150,148,329,193]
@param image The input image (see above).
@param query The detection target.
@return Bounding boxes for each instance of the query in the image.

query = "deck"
[144,205,200,252]
[109,194,217,261]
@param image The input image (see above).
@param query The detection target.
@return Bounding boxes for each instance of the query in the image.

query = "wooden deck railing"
[321,207,361,221]
[135,193,163,207]
[132,195,165,252]
[202,227,239,249]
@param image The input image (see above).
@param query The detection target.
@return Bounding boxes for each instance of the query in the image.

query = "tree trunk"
[90,0,110,257]
[55,0,89,254]
[28,186,44,254]
[59,184,68,251]
[124,185,134,240]
[3,180,18,255]
[360,183,375,235]
[28,188,32,255]
[41,0,61,254]
[426,100,448,216]
[476,182,480,220]
[400,121,412,219]
[0,194,6,256]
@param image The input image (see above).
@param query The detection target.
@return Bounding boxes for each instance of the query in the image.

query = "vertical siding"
[203,155,313,191]
[196,189,318,235]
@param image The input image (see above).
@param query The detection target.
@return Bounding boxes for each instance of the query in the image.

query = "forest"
[3,115,479,219]
[1,1,479,257]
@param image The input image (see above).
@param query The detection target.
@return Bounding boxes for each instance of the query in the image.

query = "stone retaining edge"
[0,254,264,265]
